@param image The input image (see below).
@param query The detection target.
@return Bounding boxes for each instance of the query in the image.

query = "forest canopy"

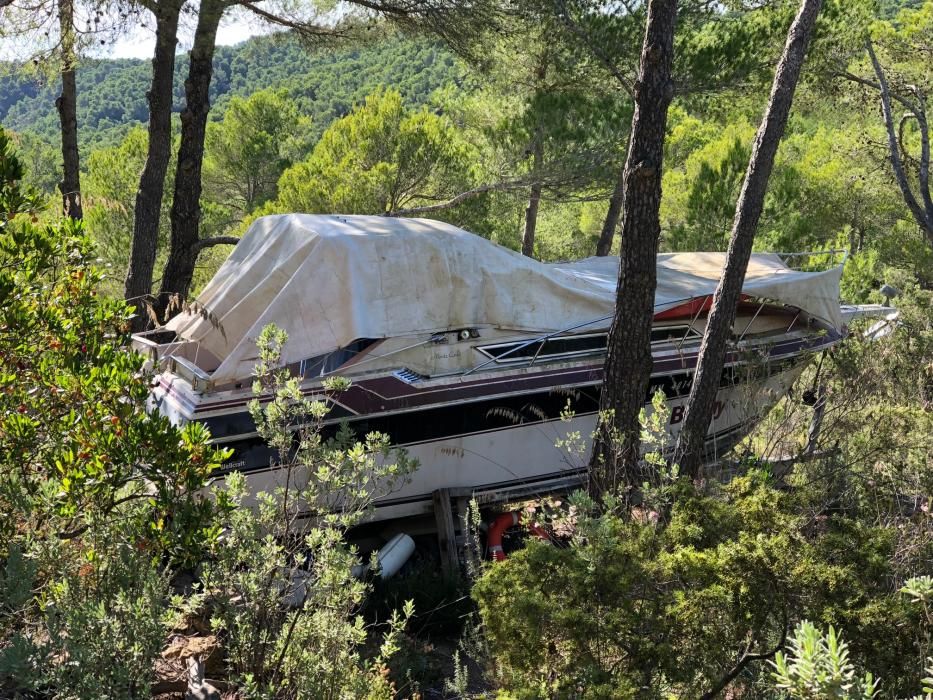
[0,32,459,148]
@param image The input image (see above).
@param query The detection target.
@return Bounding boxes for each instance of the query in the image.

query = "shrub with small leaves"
[202,324,416,699]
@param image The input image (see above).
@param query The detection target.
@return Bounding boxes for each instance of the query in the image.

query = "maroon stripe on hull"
[163,329,840,419]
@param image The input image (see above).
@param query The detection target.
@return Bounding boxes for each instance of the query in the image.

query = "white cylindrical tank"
[352,533,416,579]
[375,533,416,578]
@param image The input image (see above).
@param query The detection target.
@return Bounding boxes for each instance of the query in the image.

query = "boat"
[133,214,859,523]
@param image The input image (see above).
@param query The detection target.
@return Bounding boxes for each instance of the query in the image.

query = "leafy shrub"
[201,324,416,699]
[0,130,226,696]
[474,472,927,698]
[771,622,879,699]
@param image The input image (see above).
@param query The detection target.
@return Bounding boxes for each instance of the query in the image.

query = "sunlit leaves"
[772,622,880,699]
[0,214,227,564]
[273,88,474,215]
[203,88,312,217]
[0,126,44,226]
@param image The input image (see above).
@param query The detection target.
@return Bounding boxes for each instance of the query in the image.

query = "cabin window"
[294,338,377,378]
[650,325,701,344]
[478,333,608,363]
[479,326,701,364]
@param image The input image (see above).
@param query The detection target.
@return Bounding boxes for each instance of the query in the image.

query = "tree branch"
[239,1,337,39]
[865,39,933,239]
[57,491,150,540]
[836,69,917,112]
[552,0,635,97]
[194,236,240,251]
[699,607,789,700]
[385,179,534,216]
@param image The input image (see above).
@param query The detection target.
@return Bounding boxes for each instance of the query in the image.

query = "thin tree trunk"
[588,0,677,498]
[521,133,544,258]
[124,0,182,326]
[595,166,625,256]
[157,0,224,320]
[55,0,82,220]
[674,0,823,479]
[865,40,933,247]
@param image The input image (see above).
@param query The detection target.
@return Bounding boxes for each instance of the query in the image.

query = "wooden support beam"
[433,488,460,574]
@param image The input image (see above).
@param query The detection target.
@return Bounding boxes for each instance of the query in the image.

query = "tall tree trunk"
[156,0,224,320]
[521,133,544,258]
[55,0,82,220]
[674,0,823,479]
[124,0,182,326]
[595,166,625,256]
[588,0,677,498]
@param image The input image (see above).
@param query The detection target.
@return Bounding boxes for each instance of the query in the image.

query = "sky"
[109,13,267,60]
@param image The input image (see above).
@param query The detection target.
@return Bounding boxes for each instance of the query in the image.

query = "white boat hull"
[224,360,806,521]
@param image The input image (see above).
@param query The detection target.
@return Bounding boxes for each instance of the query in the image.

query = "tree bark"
[521,133,544,258]
[588,0,677,498]
[55,0,82,220]
[124,0,183,325]
[157,0,225,321]
[595,166,625,256]
[674,0,823,479]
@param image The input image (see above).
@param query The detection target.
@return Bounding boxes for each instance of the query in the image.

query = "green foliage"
[204,88,312,217]
[663,120,752,251]
[0,136,226,696]
[273,89,473,215]
[0,217,224,555]
[8,129,59,195]
[661,112,913,258]
[901,576,933,607]
[202,324,416,698]
[0,33,458,151]
[771,622,879,699]
[901,577,933,700]
[6,534,170,699]
[84,126,176,296]
[0,125,44,222]
[474,467,929,698]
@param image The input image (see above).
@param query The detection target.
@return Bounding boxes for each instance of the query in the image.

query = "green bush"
[474,473,927,698]
[201,324,417,699]
[0,128,226,697]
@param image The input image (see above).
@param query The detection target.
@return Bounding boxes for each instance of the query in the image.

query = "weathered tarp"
[166,214,843,383]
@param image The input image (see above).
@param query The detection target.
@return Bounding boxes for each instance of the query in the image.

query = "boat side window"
[294,338,377,378]
[479,326,704,364]
[651,325,701,344]
[479,333,608,363]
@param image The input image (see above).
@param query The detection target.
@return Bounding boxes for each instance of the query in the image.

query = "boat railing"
[168,356,214,393]
[776,248,848,270]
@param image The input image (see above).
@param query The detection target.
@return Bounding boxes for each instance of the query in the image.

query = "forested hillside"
[0,32,458,147]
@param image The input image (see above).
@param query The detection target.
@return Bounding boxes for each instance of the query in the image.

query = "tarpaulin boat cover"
[166,214,844,383]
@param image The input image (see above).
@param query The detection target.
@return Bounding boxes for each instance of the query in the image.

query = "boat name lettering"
[669,400,725,425]
[434,349,462,360]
